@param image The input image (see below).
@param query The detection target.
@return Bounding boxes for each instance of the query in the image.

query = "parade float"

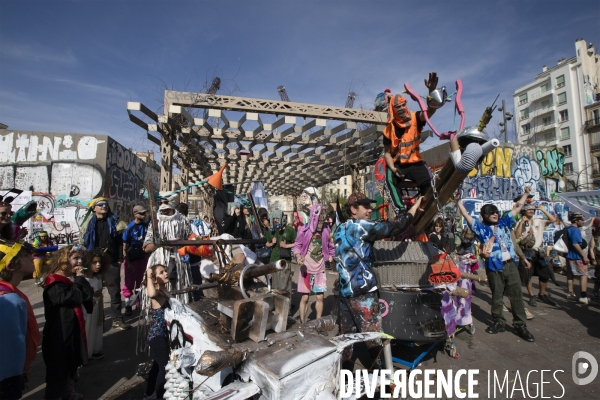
[128,76,502,399]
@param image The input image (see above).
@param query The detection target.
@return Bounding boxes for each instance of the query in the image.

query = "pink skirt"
[297,264,327,294]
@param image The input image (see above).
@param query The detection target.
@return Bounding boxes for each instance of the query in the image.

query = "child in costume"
[0,240,39,400]
[143,264,171,400]
[32,231,57,286]
[84,249,109,361]
[293,203,334,323]
[42,245,94,400]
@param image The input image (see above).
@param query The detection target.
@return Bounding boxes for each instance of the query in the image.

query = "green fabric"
[267,226,296,262]
[486,261,528,327]
[385,167,405,212]
[11,201,36,226]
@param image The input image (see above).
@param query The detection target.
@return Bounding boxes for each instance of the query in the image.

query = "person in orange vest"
[380,72,441,213]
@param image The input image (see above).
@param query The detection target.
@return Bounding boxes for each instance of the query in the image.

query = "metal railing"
[531,88,553,102]
[585,117,600,131]
[532,105,554,117]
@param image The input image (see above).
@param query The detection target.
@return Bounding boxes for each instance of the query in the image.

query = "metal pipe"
[243,260,287,279]
[383,341,393,371]
[239,261,286,298]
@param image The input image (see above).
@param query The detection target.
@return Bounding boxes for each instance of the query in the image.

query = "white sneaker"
[578,297,589,305]
[503,305,509,312]
[525,308,534,320]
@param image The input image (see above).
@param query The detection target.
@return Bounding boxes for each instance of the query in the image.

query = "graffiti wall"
[462,145,567,201]
[0,130,160,242]
[105,137,160,220]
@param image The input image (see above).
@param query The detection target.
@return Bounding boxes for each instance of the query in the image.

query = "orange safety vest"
[382,95,423,164]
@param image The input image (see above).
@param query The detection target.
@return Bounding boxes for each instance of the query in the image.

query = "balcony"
[532,106,554,117]
[585,117,600,132]
[518,99,528,106]
[519,114,530,121]
[591,143,600,152]
[592,169,600,179]
[533,121,556,133]
[531,88,553,102]
[555,82,565,89]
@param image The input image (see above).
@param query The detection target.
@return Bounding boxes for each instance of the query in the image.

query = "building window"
[559,109,569,122]
[556,75,565,88]
[520,109,529,120]
[541,130,555,142]
[518,93,528,105]
[540,82,551,93]
[522,123,531,135]
[562,145,572,157]
[344,189,347,196]
[564,162,573,175]
[542,115,554,125]
[557,92,567,105]
[541,99,551,109]
[344,177,347,185]
[560,127,570,140]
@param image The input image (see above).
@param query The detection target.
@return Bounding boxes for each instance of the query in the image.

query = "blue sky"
[1,0,598,154]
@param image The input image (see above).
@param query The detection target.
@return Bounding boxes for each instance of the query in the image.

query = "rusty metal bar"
[243,261,287,280]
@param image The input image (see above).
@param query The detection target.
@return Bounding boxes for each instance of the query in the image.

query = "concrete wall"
[0,129,159,244]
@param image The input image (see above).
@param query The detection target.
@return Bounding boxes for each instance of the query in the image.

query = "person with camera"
[121,205,149,316]
[457,187,535,342]
[514,201,556,308]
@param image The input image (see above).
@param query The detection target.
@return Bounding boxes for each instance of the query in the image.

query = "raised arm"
[456,191,473,227]
[536,205,556,225]
[511,186,532,217]
[145,268,158,299]
[421,72,439,119]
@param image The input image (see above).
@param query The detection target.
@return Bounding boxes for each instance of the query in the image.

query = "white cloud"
[54,78,130,98]
[0,43,78,66]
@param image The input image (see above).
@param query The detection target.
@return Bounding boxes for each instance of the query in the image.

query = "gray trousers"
[104,262,123,320]
[486,260,528,327]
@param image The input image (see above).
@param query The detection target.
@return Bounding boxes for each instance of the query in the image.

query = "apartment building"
[584,97,600,187]
[513,38,600,190]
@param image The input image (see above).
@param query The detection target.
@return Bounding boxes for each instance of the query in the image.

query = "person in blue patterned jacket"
[457,186,535,342]
[334,191,422,371]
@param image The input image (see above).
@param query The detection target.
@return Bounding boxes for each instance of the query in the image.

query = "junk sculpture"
[370,78,494,360]
[144,235,390,400]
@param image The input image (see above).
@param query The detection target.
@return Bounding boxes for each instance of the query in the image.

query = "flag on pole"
[250,181,268,212]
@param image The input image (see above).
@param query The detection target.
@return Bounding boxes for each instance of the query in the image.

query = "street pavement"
[19,264,600,399]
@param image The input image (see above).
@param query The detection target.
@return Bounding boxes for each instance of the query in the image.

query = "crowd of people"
[0,185,598,398]
[0,74,598,398]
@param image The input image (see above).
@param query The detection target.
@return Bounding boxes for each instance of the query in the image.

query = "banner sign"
[557,191,599,219]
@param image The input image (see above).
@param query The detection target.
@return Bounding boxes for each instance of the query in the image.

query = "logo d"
[572,351,598,385]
